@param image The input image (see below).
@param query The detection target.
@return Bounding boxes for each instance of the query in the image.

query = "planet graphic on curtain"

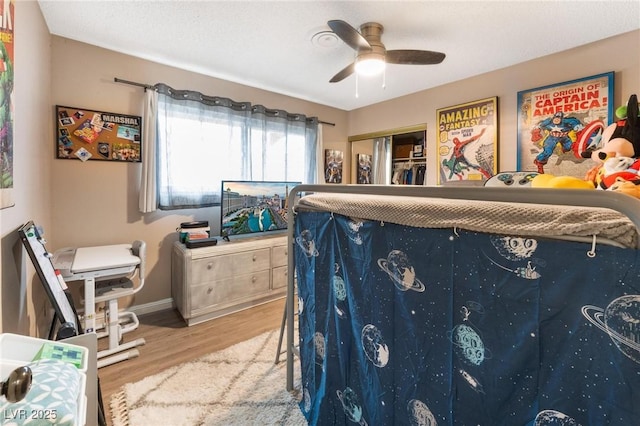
[296,229,319,257]
[336,387,368,425]
[490,235,538,260]
[377,250,425,292]
[302,387,312,413]
[361,324,389,367]
[314,332,326,364]
[407,399,437,426]
[582,294,640,364]
[448,323,489,366]
[333,273,347,301]
[534,409,578,425]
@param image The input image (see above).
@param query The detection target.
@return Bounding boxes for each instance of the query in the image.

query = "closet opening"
[348,124,426,185]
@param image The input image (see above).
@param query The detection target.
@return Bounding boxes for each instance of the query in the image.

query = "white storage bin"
[0,333,88,426]
[0,333,88,372]
[0,359,25,379]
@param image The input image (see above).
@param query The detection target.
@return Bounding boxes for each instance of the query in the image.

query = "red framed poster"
[516,72,614,176]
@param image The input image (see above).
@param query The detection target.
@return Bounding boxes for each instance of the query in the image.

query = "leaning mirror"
[348,124,426,185]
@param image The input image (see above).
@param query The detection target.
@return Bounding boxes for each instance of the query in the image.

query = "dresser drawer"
[190,248,271,283]
[191,271,271,310]
[272,244,288,268]
[272,265,288,289]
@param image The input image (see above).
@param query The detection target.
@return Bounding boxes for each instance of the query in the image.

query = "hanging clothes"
[392,161,426,185]
[415,164,426,185]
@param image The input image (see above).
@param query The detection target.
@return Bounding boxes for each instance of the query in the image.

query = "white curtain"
[372,136,391,184]
[314,124,324,183]
[138,84,318,211]
[157,91,250,209]
[138,89,158,213]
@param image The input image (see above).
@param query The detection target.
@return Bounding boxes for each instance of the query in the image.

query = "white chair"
[93,240,146,368]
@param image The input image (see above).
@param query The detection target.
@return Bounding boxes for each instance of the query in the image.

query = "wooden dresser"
[171,234,288,326]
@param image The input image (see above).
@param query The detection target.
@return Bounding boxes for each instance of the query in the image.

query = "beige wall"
[348,30,640,185]
[48,37,349,313]
[2,3,639,336]
[0,1,53,336]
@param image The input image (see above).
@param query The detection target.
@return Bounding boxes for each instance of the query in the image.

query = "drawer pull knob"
[252,255,257,261]
[207,287,213,294]
[252,276,257,282]
[207,263,213,270]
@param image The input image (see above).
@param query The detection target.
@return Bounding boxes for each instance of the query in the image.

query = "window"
[154,88,318,210]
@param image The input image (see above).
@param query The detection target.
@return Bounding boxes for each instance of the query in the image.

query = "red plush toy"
[595,155,640,190]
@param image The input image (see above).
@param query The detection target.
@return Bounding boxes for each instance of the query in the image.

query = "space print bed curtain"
[294,211,640,425]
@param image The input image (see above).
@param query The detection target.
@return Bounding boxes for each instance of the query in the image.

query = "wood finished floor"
[97,298,286,426]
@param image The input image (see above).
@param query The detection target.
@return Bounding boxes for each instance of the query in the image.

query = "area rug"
[110,329,306,425]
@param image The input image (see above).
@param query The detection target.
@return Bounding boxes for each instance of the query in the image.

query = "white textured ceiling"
[38,0,640,111]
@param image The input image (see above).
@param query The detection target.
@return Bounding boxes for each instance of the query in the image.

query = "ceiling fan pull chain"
[382,66,386,89]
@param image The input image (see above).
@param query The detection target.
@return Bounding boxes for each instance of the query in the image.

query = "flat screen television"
[220,180,301,238]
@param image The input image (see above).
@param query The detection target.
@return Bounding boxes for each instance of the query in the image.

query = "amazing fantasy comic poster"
[437,97,498,184]
[0,0,13,209]
[517,72,613,177]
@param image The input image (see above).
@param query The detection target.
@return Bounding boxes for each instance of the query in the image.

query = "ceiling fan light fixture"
[327,20,445,83]
[355,53,385,76]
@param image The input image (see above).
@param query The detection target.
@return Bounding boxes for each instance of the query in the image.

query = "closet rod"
[113,77,336,127]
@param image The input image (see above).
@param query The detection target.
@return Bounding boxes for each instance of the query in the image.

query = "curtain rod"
[114,77,336,127]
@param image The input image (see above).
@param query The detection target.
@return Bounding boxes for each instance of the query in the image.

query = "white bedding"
[296,192,638,248]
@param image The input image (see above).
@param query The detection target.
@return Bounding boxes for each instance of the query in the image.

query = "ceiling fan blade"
[328,20,371,51]
[329,62,355,83]
[386,50,446,65]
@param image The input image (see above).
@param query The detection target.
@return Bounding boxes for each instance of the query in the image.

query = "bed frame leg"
[274,301,287,364]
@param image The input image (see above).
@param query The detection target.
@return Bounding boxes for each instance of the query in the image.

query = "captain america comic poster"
[517,72,614,177]
[437,96,498,184]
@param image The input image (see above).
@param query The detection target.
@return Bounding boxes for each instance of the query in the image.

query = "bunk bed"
[283,184,640,426]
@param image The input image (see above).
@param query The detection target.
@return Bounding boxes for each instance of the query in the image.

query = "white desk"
[52,243,145,368]
[53,244,140,333]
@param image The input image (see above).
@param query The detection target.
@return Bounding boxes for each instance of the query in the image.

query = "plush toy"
[523,94,640,197]
[583,94,640,187]
[609,178,640,198]
[594,155,640,189]
[530,173,595,190]
[528,94,640,196]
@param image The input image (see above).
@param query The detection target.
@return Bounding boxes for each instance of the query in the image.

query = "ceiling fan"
[327,20,446,83]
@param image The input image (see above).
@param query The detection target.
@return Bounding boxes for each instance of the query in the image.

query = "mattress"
[296,192,638,248]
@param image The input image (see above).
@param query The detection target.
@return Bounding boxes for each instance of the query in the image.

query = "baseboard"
[129,298,174,316]
[91,298,174,323]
